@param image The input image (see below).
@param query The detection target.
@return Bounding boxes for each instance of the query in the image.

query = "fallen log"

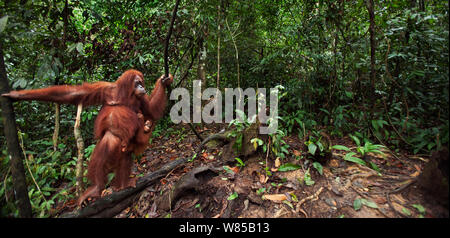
[59,157,190,218]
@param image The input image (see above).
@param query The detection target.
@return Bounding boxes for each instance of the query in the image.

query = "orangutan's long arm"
[1,82,115,106]
[141,74,173,121]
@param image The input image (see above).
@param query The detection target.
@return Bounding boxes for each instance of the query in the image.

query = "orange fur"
[2,69,172,206]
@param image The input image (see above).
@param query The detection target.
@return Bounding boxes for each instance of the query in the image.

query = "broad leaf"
[235,157,245,167]
[343,152,367,166]
[312,162,323,175]
[278,163,301,172]
[350,135,361,146]
[227,192,238,200]
[412,204,425,213]
[354,198,362,211]
[361,199,378,208]
[369,161,381,173]
[402,208,411,216]
[331,145,351,151]
[308,143,317,155]
[304,169,315,186]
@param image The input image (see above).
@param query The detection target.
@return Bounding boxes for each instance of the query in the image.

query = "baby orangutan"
[121,112,153,154]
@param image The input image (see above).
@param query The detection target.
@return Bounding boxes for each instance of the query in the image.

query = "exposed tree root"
[59,157,189,218]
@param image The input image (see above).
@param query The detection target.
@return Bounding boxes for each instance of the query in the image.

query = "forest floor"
[108,124,448,218]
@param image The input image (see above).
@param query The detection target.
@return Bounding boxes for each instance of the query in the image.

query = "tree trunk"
[52,0,69,152]
[366,0,376,101]
[0,42,32,218]
[74,103,85,196]
[52,103,60,151]
[198,37,207,88]
[164,0,181,78]
[217,1,221,92]
[194,36,207,125]
[225,17,240,88]
[225,17,242,104]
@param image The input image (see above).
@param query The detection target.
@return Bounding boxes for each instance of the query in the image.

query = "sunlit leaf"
[402,208,411,216]
[343,152,366,166]
[227,192,238,200]
[331,145,351,151]
[412,204,426,214]
[278,163,301,172]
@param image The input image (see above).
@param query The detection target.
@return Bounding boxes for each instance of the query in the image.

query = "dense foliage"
[0,0,448,217]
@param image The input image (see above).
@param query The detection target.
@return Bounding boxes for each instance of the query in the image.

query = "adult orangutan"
[2,69,173,206]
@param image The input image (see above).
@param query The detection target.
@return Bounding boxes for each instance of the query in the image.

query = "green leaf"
[305,179,315,186]
[235,109,246,122]
[15,79,28,89]
[319,108,330,115]
[252,140,258,150]
[76,42,84,54]
[316,141,324,152]
[402,208,411,216]
[235,134,243,151]
[377,120,388,129]
[283,200,294,209]
[227,192,238,200]
[235,157,245,167]
[412,204,426,214]
[427,142,436,151]
[354,198,362,211]
[312,162,323,175]
[290,193,298,202]
[251,138,263,150]
[188,153,197,162]
[369,149,384,155]
[371,120,379,131]
[281,146,289,154]
[357,146,365,156]
[67,43,77,52]
[331,145,351,151]
[304,169,315,186]
[278,163,301,172]
[350,135,360,146]
[369,161,381,173]
[345,91,353,98]
[256,188,266,195]
[0,16,8,33]
[343,152,366,166]
[308,143,317,155]
[223,166,233,174]
[361,199,378,209]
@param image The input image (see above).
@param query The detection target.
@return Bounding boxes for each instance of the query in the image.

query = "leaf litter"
[116,124,448,218]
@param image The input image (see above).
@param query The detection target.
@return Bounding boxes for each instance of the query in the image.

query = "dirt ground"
[110,124,448,218]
